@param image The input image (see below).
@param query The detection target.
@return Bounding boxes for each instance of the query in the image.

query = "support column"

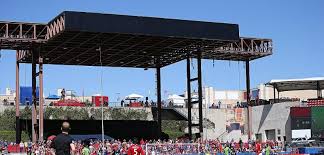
[273,85,276,104]
[245,60,252,140]
[32,51,38,142]
[197,50,203,136]
[156,64,162,138]
[15,51,21,143]
[39,57,44,141]
[317,81,322,99]
[186,54,192,140]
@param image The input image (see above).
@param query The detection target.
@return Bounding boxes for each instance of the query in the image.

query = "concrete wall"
[2,101,301,142]
[175,108,245,140]
[177,108,226,139]
[251,102,300,142]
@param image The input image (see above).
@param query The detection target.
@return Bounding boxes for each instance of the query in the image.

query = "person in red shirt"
[127,139,145,155]
[255,141,261,155]
[140,139,145,145]
[218,143,223,153]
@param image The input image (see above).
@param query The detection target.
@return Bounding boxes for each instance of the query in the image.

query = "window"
[278,136,281,141]
[277,129,281,135]
[255,133,262,141]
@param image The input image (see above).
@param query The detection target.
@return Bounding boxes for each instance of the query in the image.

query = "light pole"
[97,46,105,143]
[116,92,120,107]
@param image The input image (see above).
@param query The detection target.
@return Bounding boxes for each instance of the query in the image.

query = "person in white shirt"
[19,141,24,152]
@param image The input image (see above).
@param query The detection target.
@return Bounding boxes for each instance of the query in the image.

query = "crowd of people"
[0,121,298,155]
[1,138,291,155]
[1,137,296,154]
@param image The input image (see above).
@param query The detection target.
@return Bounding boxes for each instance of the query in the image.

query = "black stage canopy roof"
[1,11,272,68]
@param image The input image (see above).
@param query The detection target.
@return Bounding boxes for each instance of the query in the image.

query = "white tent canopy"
[267,77,324,92]
[167,94,185,106]
[125,93,143,100]
[167,94,185,100]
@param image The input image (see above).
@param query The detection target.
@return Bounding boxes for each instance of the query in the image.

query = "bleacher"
[307,99,324,107]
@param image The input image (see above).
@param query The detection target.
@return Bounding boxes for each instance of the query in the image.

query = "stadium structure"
[0,11,272,143]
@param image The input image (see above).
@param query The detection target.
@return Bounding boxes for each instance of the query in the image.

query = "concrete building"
[0,87,16,105]
[251,102,301,142]
[185,86,245,109]
[214,89,245,108]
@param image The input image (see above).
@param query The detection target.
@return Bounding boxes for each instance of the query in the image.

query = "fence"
[145,143,200,155]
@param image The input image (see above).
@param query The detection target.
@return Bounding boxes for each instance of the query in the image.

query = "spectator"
[61,89,66,101]
[82,141,90,155]
[2,135,290,154]
[169,101,173,107]
[51,121,75,155]
[145,98,149,107]
[239,138,243,150]
[265,144,271,155]
[121,142,128,155]
[112,143,120,155]
[127,139,145,155]
[19,141,24,152]
[24,141,28,152]
[223,144,231,155]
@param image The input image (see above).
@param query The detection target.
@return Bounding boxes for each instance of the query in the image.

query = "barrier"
[277,154,310,155]
[298,147,324,154]
[237,153,256,155]
[145,143,200,155]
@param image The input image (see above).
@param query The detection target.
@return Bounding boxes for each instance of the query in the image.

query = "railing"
[215,37,273,54]
[0,21,47,50]
[145,143,200,155]
[217,131,229,142]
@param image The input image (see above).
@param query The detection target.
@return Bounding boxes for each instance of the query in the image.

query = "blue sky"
[0,0,324,101]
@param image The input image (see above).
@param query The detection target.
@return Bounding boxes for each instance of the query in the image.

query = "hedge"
[0,130,29,142]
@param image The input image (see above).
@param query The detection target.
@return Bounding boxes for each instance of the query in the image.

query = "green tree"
[0,108,15,130]
[21,107,32,119]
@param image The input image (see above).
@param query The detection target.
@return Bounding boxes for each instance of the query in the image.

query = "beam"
[134,40,197,68]
[6,24,8,37]
[91,36,139,66]
[245,60,251,140]
[31,50,38,142]
[49,33,100,64]
[38,57,44,141]
[156,59,162,138]
[73,34,121,65]
[73,34,133,65]
[33,25,36,39]
[186,53,192,140]
[15,50,21,143]
[197,49,203,136]
[317,81,322,99]
[273,85,276,104]
[43,32,83,58]
[19,24,22,38]
[117,38,172,67]
[105,38,152,66]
